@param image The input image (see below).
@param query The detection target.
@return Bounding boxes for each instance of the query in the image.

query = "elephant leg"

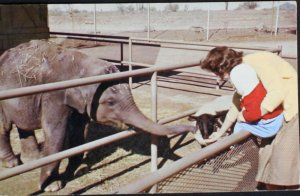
[0,114,21,168]
[39,106,70,192]
[18,128,40,162]
[65,112,90,177]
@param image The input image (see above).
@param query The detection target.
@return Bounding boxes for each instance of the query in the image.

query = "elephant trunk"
[122,107,196,136]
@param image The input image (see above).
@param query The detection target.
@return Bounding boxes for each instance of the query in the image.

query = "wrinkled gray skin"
[0,40,196,192]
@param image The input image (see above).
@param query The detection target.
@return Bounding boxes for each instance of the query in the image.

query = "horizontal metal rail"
[281,55,297,59]
[121,61,218,80]
[0,130,136,181]
[50,32,160,47]
[0,61,200,101]
[131,37,282,54]
[114,130,252,194]
[49,32,282,54]
[158,108,198,124]
[55,36,129,44]
[50,31,130,40]
[0,107,198,181]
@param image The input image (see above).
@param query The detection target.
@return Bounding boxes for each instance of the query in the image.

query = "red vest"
[240,82,283,122]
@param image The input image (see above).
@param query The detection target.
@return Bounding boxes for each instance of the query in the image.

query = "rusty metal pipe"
[0,61,200,101]
[114,130,252,194]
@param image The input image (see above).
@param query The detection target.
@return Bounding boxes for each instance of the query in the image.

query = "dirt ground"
[0,8,297,195]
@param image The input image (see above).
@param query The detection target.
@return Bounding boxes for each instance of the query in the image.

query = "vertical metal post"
[275,1,280,36]
[149,71,158,193]
[277,45,283,56]
[128,38,132,89]
[147,4,150,40]
[94,4,97,34]
[216,78,220,89]
[271,1,275,36]
[120,43,124,67]
[206,3,210,40]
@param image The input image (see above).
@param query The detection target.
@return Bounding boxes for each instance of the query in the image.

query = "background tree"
[225,2,229,10]
[164,3,179,12]
[238,2,259,10]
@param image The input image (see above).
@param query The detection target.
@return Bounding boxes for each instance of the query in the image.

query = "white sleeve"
[229,63,259,97]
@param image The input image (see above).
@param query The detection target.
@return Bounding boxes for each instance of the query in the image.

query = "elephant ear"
[64,87,86,114]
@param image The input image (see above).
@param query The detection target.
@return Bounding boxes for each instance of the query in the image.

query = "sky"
[48,1,297,12]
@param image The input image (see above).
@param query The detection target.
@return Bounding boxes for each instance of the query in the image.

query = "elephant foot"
[1,155,22,168]
[42,180,63,192]
[74,163,89,177]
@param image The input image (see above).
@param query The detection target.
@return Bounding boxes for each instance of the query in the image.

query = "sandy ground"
[0,8,297,195]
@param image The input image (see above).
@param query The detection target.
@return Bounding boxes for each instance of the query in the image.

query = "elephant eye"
[107,100,115,106]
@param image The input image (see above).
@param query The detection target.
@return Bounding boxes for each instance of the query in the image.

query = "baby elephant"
[0,40,196,192]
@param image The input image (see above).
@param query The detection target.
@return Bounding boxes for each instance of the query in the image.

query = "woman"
[200,46,299,190]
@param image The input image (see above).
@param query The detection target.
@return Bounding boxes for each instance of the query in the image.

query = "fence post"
[147,4,150,40]
[120,43,124,67]
[206,4,210,40]
[94,4,97,34]
[275,1,280,36]
[149,71,158,193]
[128,38,133,89]
[277,45,283,56]
[271,1,275,36]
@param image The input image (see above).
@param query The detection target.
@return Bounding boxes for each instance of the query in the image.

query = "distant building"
[0,5,49,54]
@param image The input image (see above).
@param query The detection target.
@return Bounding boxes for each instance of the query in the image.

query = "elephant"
[0,40,196,192]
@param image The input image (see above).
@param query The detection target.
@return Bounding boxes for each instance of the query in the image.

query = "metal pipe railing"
[50,31,130,40]
[114,130,252,194]
[131,37,282,54]
[128,38,133,88]
[0,61,200,101]
[61,36,128,44]
[121,61,218,79]
[150,71,158,193]
[50,32,282,55]
[0,130,136,181]
[0,106,198,181]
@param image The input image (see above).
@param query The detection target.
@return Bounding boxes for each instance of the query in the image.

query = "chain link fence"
[158,137,259,193]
